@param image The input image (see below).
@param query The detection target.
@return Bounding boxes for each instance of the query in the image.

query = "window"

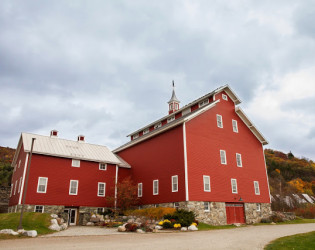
[254,181,260,195]
[18,160,21,168]
[220,150,227,165]
[143,128,150,135]
[232,120,238,133]
[154,122,162,129]
[216,114,223,128]
[14,163,17,172]
[257,204,261,212]
[167,116,175,123]
[172,175,178,192]
[236,153,242,167]
[138,183,143,197]
[231,179,238,194]
[34,205,44,213]
[69,180,78,195]
[182,108,191,116]
[99,163,107,170]
[203,175,211,192]
[154,204,159,208]
[204,202,210,212]
[199,99,209,108]
[222,94,228,101]
[97,208,104,214]
[133,133,139,140]
[174,202,180,209]
[18,177,22,193]
[153,180,159,195]
[14,180,17,195]
[10,184,13,197]
[72,159,80,167]
[98,182,106,197]
[37,177,48,193]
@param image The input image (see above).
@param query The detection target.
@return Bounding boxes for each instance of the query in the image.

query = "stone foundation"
[244,203,272,224]
[0,186,10,213]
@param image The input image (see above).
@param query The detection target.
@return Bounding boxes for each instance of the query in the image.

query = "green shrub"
[164,209,195,227]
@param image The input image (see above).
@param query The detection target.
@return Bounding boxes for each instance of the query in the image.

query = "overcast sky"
[1,0,315,160]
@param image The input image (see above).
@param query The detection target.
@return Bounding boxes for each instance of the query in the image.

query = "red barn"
[114,85,271,225]
[9,85,271,225]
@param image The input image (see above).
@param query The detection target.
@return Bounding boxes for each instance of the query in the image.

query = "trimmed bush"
[164,209,195,227]
[125,207,176,220]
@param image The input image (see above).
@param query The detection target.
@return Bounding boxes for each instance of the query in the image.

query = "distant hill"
[0,146,15,186]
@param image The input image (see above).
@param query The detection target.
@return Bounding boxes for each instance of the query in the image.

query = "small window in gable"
[37,177,48,193]
[254,181,260,195]
[98,182,106,197]
[172,175,178,192]
[143,128,150,135]
[203,175,211,192]
[154,122,162,129]
[14,163,17,172]
[232,120,238,133]
[182,108,191,116]
[167,116,175,123]
[204,202,210,212]
[231,179,238,194]
[99,163,107,170]
[199,99,209,108]
[217,114,223,128]
[34,205,44,213]
[222,94,228,101]
[138,183,143,197]
[153,180,159,195]
[72,159,80,168]
[236,153,242,167]
[133,133,139,140]
[220,150,227,165]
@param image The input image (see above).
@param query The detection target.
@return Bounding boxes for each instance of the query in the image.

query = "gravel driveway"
[1,223,315,250]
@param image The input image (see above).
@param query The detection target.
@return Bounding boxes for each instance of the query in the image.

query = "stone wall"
[0,186,10,213]
[244,203,272,224]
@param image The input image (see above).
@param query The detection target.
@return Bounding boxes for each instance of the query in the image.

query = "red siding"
[186,91,270,203]
[117,126,186,205]
[22,154,120,207]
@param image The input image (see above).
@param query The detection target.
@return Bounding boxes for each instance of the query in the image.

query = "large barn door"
[225,203,245,224]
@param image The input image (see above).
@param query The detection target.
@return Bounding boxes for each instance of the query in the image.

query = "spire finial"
[172,80,175,88]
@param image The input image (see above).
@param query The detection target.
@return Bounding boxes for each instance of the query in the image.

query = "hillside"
[0,146,15,186]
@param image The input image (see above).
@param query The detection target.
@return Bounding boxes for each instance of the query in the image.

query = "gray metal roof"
[168,89,180,103]
[21,132,130,168]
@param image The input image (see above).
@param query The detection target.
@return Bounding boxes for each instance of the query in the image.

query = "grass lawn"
[198,222,237,231]
[265,231,315,250]
[0,212,53,239]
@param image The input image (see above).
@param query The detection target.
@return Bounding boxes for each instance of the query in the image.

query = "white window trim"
[14,163,17,172]
[216,114,223,128]
[182,108,191,116]
[231,179,238,194]
[99,163,107,171]
[14,180,17,195]
[69,180,79,195]
[172,175,178,192]
[204,201,210,212]
[232,119,238,133]
[133,133,139,140]
[143,128,150,135]
[254,181,260,195]
[153,180,159,195]
[220,150,227,165]
[34,205,44,213]
[257,203,261,212]
[10,184,13,197]
[138,183,143,197]
[203,175,211,192]
[97,182,106,197]
[72,159,80,168]
[37,177,48,193]
[18,160,21,168]
[154,122,162,129]
[18,177,22,193]
[174,202,179,208]
[222,94,228,101]
[236,153,242,167]
[199,99,209,108]
[167,116,175,123]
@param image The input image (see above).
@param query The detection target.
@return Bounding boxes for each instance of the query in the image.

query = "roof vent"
[50,130,58,137]
[77,135,85,142]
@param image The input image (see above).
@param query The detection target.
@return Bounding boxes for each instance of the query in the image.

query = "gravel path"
[1,223,315,250]
[41,226,122,237]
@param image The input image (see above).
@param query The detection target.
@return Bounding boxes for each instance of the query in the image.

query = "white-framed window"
[232,119,238,133]
[72,159,80,168]
[182,108,191,116]
[153,180,159,195]
[138,183,143,197]
[204,202,210,212]
[203,175,211,192]
[18,177,22,193]
[172,175,178,192]
[257,203,261,212]
[199,98,209,108]
[143,128,150,135]
[34,205,44,213]
[98,182,106,197]
[14,163,17,172]
[222,94,228,101]
[236,153,242,167]
[99,163,107,170]
[37,177,48,193]
[217,114,223,128]
[10,184,13,197]
[133,133,139,140]
[69,180,78,195]
[231,179,238,194]
[154,122,162,129]
[220,150,227,165]
[97,207,105,214]
[254,181,260,195]
[167,116,175,123]
[14,180,17,195]
[174,202,180,209]
[18,160,21,168]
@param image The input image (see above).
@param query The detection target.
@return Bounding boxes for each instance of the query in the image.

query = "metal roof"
[168,89,180,103]
[21,132,130,168]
